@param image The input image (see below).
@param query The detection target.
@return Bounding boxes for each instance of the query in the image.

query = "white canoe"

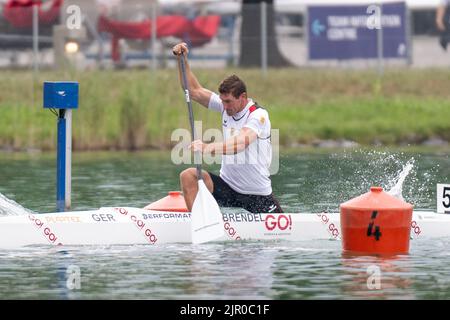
[0,207,449,248]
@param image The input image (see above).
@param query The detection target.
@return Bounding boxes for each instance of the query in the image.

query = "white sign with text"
[437,184,450,214]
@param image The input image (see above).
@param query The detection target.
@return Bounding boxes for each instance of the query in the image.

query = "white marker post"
[437,184,450,214]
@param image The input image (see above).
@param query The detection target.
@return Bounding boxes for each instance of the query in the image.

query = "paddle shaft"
[179,55,202,180]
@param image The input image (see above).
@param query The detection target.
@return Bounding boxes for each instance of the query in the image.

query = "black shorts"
[209,172,283,213]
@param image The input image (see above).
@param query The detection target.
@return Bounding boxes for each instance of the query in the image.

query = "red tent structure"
[2,0,62,28]
[1,0,221,63]
[97,14,221,62]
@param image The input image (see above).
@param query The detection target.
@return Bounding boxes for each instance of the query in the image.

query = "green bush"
[0,68,449,151]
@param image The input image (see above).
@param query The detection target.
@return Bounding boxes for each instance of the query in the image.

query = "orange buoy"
[340,186,413,255]
[144,191,189,212]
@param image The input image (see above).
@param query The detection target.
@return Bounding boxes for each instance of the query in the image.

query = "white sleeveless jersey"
[208,92,272,195]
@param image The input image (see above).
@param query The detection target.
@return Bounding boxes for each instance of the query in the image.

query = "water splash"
[0,193,35,216]
[387,159,415,201]
[299,149,438,213]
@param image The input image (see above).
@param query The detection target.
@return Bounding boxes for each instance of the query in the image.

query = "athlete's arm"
[437,4,446,31]
[191,127,258,155]
[173,42,212,108]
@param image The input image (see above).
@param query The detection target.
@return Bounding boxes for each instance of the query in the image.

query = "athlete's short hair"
[218,75,247,98]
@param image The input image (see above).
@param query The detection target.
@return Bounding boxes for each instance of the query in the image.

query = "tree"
[239,0,291,67]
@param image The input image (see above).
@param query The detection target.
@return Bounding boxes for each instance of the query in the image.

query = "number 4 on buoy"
[437,184,450,214]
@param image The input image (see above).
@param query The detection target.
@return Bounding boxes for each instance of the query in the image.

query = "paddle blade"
[191,180,224,244]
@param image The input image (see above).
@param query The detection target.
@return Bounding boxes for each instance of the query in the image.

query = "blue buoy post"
[43,82,79,212]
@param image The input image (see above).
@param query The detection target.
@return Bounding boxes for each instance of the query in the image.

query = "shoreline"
[1,140,449,156]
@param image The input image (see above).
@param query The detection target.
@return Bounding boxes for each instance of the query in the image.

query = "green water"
[0,148,449,299]
[1,148,448,213]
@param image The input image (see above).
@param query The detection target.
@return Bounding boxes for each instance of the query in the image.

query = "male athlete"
[173,42,282,214]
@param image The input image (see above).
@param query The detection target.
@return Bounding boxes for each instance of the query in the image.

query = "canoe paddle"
[178,52,224,244]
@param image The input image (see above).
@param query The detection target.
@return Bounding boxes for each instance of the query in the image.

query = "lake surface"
[0,148,449,300]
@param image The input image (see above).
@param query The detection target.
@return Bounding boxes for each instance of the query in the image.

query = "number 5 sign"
[437,184,450,214]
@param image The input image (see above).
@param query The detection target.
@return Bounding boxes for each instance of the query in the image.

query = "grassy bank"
[0,68,449,151]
